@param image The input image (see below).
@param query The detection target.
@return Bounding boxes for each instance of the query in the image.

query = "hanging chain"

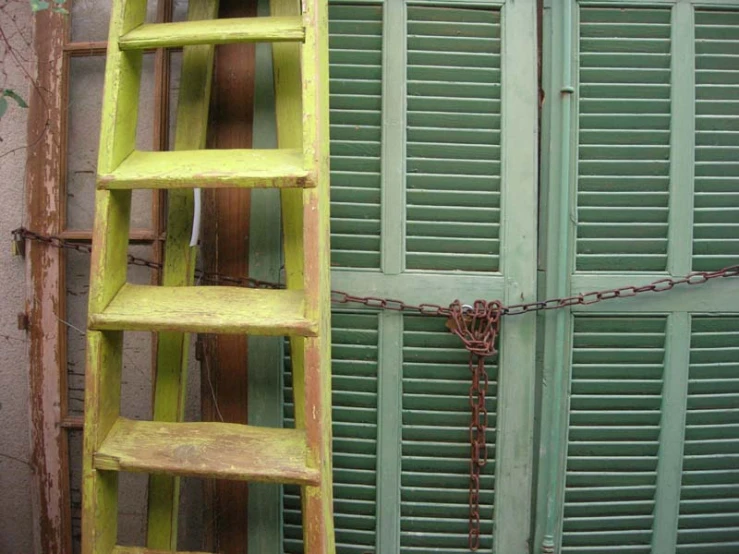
[12,227,739,549]
[447,300,502,550]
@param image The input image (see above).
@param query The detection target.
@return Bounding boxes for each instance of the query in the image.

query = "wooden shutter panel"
[329,4,383,269]
[692,10,739,271]
[576,7,672,272]
[400,316,496,552]
[539,3,739,554]
[677,316,739,553]
[405,7,501,272]
[284,0,537,552]
[562,316,667,553]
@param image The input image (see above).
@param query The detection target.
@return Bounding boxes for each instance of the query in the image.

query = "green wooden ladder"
[81,0,335,552]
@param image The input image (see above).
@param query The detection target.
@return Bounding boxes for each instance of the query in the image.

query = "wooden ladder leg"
[145,0,219,549]
[82,330,124,554]
[82,0,144,549]
[299,0,335,547]
[272,0,334,547]
[298,334,335,554]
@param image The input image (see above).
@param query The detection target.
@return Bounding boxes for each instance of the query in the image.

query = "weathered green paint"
[98,148,310,189]
[538,2,739,552]
[87,190,133,315]
[376,312,402,552]
[293,0,335,548]
[332,271,507,306]
[147,0,219,549]
[380,0,406,275]
[119,15,305,50]
[95,418,319,484]
[494,0,539,551]
[652,313,691,553]
[293,2,538,551]
[81,331,124,554]
[89,283,316,335]
[83,0,145,552]
[667,0,695,277]
[541,0,575,550]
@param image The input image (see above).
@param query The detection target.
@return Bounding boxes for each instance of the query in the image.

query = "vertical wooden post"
[25,8,70,554]
[200,0,258,551]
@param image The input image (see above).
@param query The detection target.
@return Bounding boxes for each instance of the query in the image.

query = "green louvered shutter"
[284,0,538,552]
[562,316,667,553]
[576,7,672,271]
[400,7,501,553]
[538,3,739,554]
[692,9,739,271]
[678,316,739,553]
[405,7,501,272]
[401,316,497,552]
[329,4,383,269]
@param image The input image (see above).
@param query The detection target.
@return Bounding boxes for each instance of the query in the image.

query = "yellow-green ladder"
[81,0,334,552]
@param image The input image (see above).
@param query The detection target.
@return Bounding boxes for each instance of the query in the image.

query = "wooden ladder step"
[89,284,317,336]
[96,418,320,485]
[112,546,211,554]
[119,15,304,50]
[98,149,311,190]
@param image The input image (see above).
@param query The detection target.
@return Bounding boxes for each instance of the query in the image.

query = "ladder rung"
[98,149,311,190]
[96,419,319,485]
[89,284,317,336]
[113,546,211,554]
[119,16,304,50]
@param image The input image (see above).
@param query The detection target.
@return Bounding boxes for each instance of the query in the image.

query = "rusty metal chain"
[12,227,739,549]
[447,300,502,550]
[14,227,739,316]
[12,228,284,290]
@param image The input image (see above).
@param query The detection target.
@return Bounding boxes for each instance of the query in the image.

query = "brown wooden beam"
[200,0,258,552]
[25,8,71,554]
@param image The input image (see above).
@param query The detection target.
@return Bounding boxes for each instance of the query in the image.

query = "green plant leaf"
[0,97,8,119]
[30,0,50,12]
[3,90,29,108]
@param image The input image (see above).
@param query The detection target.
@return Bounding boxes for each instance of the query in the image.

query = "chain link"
[12,228,739,549]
